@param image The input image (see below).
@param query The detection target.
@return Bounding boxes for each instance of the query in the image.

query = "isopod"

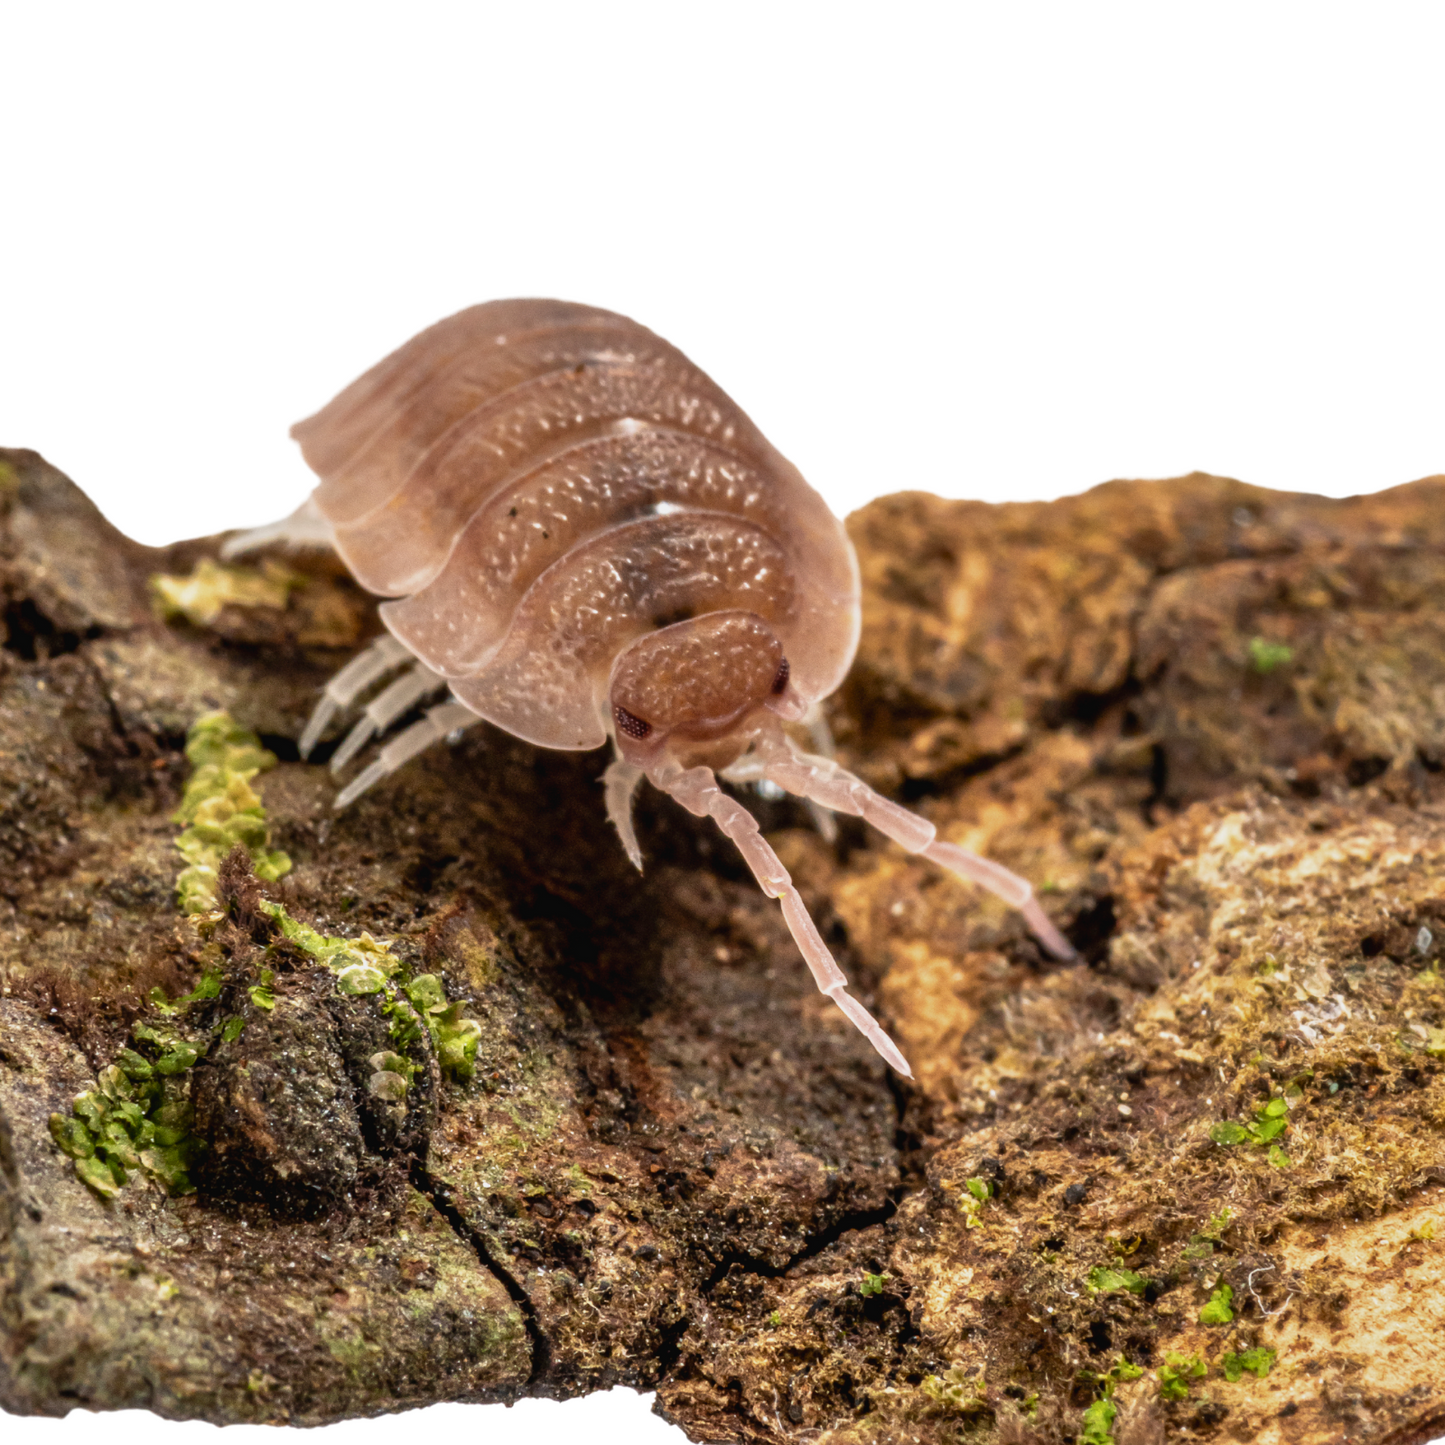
[245,300,1075,1076]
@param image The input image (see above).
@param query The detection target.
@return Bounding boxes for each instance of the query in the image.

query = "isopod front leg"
[333,699,480,809]
[299,632,415,759]
[602,758,646,871]
[756,740,1076,962]
[653,763,913,1077]
[330,661,448,772]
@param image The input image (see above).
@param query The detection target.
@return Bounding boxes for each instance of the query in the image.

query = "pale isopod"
[244,300,1075,1076]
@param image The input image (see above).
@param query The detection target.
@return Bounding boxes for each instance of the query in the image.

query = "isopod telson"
[242,300,1075,1077]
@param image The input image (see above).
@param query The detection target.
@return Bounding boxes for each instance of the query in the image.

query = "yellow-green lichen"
[150,557,299,627]
[173,711,291,912]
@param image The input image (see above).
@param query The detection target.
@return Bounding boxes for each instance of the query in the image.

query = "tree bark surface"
[1,448,1444,1444]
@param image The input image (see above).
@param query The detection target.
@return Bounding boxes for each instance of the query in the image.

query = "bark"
[1,446,1444,1444]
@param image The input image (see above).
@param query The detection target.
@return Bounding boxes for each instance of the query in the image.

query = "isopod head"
[608,610,803,769]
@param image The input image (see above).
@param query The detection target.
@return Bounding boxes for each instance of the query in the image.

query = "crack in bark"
[410,1163,553,1388]
[700,1197,901,1295]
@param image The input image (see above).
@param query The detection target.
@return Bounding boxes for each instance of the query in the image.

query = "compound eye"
[770,657,790,695]
[614,704,652,740]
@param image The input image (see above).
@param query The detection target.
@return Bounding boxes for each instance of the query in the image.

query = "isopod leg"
[801,707,841,842]
[334,700,479,810]
[720,739,838,844]
[221,494,336,559]
[921,839,1075,961]
[602,759,646,871]
[330,661,448,773]
[757,740,1075,961]
[654,763,913,1077]
[300,633,414,759]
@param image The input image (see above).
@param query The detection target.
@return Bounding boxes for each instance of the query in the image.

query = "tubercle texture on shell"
[296,299,861,752]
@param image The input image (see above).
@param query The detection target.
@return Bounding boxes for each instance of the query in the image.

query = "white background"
[3,5,1443,1443]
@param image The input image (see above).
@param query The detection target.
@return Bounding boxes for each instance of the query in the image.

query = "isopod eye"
[614,705,652,740]
[771,658,790,695]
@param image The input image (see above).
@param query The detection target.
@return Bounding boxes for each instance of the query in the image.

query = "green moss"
[1205,1206,1233,1236]
[49,1008,208,1199]
[1220,1346,1275,1381]
[173,712,291,912]
[858,1271,888,1298]
[1209,1093,1292,1162]
[958,1174,992,1227]
[1158,1352,1206,1401]
[248,968,277,1011]
[45,710,487,1197]
[918,1368,988,1415]
[1248,636,1294,674]
[1106,1358,1144,1385]
[256,899,481,1084]
[1199,1283,1234,1324]
[1086,1266,1149,1295]
[1079,1397,1116,1444]
[150,557,299,627]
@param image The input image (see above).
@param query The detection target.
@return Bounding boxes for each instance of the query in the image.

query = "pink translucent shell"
[293,300,861,750]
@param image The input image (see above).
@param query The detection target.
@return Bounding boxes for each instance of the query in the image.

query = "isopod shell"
[292,300,860,751]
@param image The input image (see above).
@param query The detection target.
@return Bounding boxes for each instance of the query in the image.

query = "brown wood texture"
[2,447,1445,1444]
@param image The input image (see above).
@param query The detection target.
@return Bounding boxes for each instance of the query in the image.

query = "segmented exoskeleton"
[243,300,1074,1076]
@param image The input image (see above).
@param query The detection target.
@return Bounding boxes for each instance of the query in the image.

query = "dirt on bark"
[2,446,1445,1444]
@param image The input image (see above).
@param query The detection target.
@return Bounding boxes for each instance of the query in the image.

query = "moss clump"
[257,900,482,1083]
[1157,1352,1206,1401]
[917,1367,988,1416]
[1078,1397,1116,1443]
[1220,1346,1275,1381]
[858,1271,888,1298]
[48,998,212,1198]
[1247,635,1294,673]
[1199,1282,1234,1324]
[50,708,483,1198]
[1105,1358,1144,1386]
[150,557,299,627]
[1073,1357,1145,1441]
[1086,1266,1149,1295]
[1208,1093,1292,1166]
[173,712,291,912]
[958,1174,991,1228]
